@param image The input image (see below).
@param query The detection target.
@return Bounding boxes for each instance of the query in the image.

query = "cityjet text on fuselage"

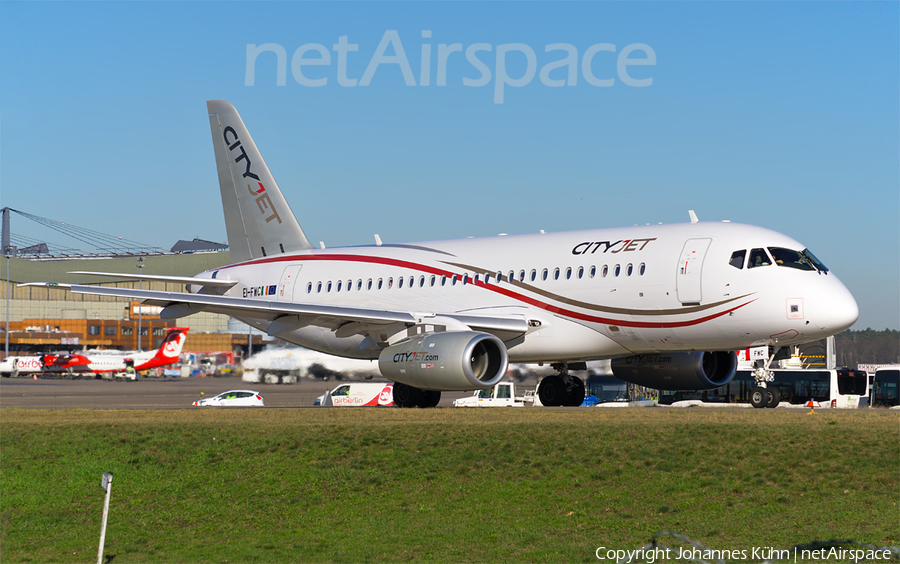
[571,238,656,256]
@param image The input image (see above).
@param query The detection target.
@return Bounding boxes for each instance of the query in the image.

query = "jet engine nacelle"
[377,331,508,391]
[610,351,737,391]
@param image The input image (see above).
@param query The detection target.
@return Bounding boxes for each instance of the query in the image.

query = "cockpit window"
[747,248,771,268]
[802,248,829,273]
[768,247,815,271]
[729,250,746,270]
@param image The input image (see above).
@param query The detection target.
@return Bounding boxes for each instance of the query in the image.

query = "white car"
[192,390,264,407]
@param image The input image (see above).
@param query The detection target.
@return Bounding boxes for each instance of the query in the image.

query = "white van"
[314,382,394,407]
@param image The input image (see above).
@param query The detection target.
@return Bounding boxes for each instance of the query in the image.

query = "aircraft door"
[277,265,303,302]
[676,238,711,304]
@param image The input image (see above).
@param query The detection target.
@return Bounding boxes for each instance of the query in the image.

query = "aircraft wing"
[67,271,239,288]
[20,283,527,341]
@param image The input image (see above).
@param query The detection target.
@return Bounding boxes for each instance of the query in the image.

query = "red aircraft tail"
[136,327,189,370]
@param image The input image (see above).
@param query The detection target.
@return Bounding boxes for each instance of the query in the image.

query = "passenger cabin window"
[729,250,746,270]
[747,248,771,268]
[768,247,816,271]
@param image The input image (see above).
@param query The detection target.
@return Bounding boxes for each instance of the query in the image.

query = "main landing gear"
[537,363,586,407]
[749,346,784,409]
[393,382,441,408]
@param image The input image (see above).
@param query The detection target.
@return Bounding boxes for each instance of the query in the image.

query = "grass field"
[1,408,897,563]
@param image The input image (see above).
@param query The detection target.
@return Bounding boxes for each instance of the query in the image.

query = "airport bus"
[870,368,899,408]
[585,375,628,403]
[658,368,870,408]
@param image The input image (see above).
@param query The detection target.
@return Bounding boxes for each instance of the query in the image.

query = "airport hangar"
[0,246,268,361]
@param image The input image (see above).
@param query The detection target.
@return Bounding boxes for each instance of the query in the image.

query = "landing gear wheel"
[393,383,422,408]
[563,376,586,407]
[418,390,441,408]
[538,375,565,406]
[765,387,781,409]
[750,387,768,409]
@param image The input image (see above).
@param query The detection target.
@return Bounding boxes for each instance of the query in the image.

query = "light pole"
[4,246,13,358]
[137,256,143,351]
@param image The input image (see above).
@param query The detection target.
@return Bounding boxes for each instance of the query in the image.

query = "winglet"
[17,282,72,289]
[688,210,699,224]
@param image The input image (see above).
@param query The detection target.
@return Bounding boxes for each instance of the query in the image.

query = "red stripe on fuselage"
[219,253,754,329]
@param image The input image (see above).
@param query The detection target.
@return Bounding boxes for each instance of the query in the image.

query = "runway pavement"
[0,375,475,409]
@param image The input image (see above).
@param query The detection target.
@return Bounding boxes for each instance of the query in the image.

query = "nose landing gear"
[750,346,784,409]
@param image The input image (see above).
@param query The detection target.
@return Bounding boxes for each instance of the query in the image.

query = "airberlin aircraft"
[0,327,189,377]
[27,101,858,407]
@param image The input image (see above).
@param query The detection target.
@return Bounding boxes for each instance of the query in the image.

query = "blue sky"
[1,1,897,330]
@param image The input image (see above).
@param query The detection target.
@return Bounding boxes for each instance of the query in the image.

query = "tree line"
[835,328,899,368]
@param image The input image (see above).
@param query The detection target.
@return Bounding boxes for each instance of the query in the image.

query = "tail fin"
[141,327,189,369]
[207,100,313,263]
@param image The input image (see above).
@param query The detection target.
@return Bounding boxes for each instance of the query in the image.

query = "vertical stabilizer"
[207,100,313,263]
[137,327,190,370]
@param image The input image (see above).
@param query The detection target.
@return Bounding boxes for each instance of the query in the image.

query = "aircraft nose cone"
[814,275,858,334]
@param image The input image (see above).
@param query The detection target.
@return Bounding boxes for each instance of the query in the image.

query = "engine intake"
[378,331,508,391]
[610,351,737,390]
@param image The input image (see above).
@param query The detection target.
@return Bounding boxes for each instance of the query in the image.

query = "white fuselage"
[197,221,858,363]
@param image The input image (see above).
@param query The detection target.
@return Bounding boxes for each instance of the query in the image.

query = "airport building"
[1,250,266,359]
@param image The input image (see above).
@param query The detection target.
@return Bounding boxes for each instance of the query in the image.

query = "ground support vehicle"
[453,382,531,407]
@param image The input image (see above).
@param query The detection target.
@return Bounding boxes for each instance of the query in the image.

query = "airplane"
[0,327,189,377]
[23,100,859,407]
